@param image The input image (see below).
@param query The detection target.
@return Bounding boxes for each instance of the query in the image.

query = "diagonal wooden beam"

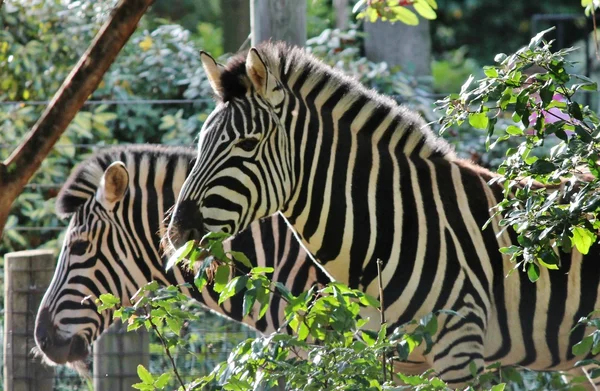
[0,0,154,237]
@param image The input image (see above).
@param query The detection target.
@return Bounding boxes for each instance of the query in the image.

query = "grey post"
[3,250,56,391]
[364,14,432,77]
[93,319,149,391]
[251,0,307,47]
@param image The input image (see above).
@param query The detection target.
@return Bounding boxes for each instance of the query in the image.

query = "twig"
[376,258,387,383]
[146,312,187,390]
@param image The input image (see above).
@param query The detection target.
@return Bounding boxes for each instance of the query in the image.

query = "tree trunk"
[250,0,306,46]
[222,0,251,53]
[0,0,153,239]
[333,0,349,30]
[364,16,431,77]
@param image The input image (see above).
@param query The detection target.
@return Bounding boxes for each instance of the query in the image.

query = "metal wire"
[0,98,213,106]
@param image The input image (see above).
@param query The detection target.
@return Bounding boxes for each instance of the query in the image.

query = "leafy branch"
[436,28,600,279]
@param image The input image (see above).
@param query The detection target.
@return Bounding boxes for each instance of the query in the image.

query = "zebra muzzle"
[167,199,205,250]
[34,308,90,364]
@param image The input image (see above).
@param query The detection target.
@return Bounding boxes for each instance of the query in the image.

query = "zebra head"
[168,45,293,248]
[34,149,179,366]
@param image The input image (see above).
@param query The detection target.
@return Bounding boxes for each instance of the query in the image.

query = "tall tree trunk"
[251,0,306,46]
[364,16,431,77]
[0,0,153,239]
[334,0,349,30]
[222,0,251,53]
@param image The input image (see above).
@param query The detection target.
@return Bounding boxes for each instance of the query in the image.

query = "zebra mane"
[220,41,454,157]
[56,144,195,218]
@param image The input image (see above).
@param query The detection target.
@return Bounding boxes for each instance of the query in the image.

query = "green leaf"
[137,364,154,385]
[572,227,596,255]
[483,66,498,78]
[530,159,556,174]
[250,266,275,274]
[229,251,253,268]
[575,125,593,143]
[529,27,555,49]
[568,102,584,121]
[469,112,489,130]
[573,335,593,356]
[499,245,521,255]
[165,316,183,336]
[358,293,380,309]
[165,240,194,270]
[390,6,419,25]
[96,293,120,312]
[540,85,554,106]
[243,288,257,317]
[218,275,248,305]
[413,1,436,20]
[494,53,507,63]
[213,265,230,293]
[491,384,506,391]
[506,125,523,136]
[154,373,171,389]
[527,263,540,283]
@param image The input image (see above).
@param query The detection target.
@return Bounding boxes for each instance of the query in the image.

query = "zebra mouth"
[35,333,90,365]
[35,307,91,365]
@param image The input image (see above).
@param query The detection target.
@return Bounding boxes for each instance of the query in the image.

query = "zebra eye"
[70,240,89,256]
[236,137,259,152]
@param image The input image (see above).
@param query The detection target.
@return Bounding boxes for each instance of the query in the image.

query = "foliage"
[431,0,585,64]
[107,233,591,390]
[99,232,456,391]
[0,0,217,254]
[437,28,600,276]
[354,0,438,25]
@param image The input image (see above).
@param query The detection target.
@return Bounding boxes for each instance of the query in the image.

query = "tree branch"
[0,0,153,237]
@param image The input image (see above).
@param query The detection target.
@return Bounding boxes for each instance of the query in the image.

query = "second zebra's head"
[168,43,296,248]
[35,146,192,366]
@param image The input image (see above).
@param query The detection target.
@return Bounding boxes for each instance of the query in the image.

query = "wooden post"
[222,0,251,53]
[333,0,349,30]
[93,319,149,391]
[251,0,306,46]
[3,250,55,391]
[364,16,432,77]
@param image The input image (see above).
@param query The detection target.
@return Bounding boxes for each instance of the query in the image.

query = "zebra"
[166,42,600,387]
[34,144,330,366]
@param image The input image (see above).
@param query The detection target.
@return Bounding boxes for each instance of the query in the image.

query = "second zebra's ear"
[246,47,269,96]
[97,161,129,206]
[200,51,225,99]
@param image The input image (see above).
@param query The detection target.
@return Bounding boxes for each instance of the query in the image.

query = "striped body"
[167,43,600,385]
[34,145,329,365]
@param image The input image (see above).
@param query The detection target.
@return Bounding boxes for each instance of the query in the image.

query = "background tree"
[222,0,251,53]
[0,0,152,238]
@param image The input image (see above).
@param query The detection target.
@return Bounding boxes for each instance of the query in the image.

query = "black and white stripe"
[167,42,600,386]
[35,144,329,365]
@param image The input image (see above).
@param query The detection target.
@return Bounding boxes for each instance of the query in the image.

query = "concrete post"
[93,319,149,391]
[251,0,307,47]
[3,250,55,391]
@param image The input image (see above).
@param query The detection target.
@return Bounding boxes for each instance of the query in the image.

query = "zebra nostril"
[169,199,204,248]
[40,336,50,350]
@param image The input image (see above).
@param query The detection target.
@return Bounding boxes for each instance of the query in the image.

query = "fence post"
[3,249,56,391]
[93,319,149,391]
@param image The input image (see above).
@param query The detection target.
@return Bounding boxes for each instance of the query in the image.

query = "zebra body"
[34,145,329,365]
[167,43,600,385]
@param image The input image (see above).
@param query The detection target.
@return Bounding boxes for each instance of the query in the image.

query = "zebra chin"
[34,308,92,367]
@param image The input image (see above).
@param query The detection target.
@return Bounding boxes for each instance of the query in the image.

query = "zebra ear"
[98,161,129,205]
[246,48,269,95]
[200,51,224,99]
